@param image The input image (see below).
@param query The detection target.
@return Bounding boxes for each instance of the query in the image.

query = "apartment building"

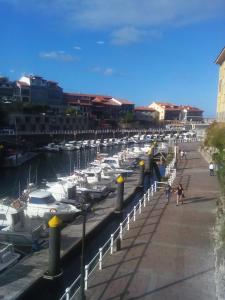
[215,47,225,121]
[149,102,203,122]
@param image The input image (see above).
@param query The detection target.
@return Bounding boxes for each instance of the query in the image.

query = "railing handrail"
[59,159,177,300]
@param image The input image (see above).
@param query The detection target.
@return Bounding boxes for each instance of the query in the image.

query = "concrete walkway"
[85,142,219,300]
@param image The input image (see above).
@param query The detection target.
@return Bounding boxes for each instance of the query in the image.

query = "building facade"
[0,77,16,101]
[135,106,158,124]
[149,101,203,122]
[17,75,64,106]
[216,47,225,121]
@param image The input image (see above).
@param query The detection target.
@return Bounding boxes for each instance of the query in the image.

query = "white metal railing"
[59,158,177,300]
[59,185,156,300]
[176,137,201,143]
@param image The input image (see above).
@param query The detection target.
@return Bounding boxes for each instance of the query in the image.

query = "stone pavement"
[85,142,219,300]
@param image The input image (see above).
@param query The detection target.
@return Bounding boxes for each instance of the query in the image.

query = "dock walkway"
[85,142,219,300]
[0,169,142,300]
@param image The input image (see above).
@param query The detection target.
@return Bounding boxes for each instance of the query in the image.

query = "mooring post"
[116,175,124,213]
[47,215,62,278]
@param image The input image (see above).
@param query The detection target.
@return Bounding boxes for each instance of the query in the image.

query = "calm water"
[0,145,124,199]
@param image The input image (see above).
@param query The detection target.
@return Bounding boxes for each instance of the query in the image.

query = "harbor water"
[0,145,124,199]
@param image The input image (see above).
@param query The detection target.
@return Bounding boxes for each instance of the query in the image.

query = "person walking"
[164,183,172,204]
[175,184,184,206]
[209,162,214,176]
[180,150,184,160]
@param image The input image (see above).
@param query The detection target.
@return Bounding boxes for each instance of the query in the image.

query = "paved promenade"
[85,142,219,300]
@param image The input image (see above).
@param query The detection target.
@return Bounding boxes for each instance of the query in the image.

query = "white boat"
[25,190,80,221]
[62,143,76,151]
[0,203,25,229]
[0,201,46,246]
[42,143,62,152]
[3,152,39,168]
[0,242,20,272]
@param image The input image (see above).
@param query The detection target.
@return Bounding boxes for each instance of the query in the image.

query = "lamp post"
[80,193,88,300]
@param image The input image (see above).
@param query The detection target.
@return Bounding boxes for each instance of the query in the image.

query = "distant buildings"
[215,47,225,122]
[0,73,204,132]
[149,102,203,122]
[0,77,16,101]
[17,75,64,106]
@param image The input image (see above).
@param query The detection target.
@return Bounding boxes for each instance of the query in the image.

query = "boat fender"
[11,199,22,209]
[50,208,57,213]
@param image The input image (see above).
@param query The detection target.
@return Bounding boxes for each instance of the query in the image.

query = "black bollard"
[47,215,62,278]
[138,160,145,188]
[116,175,124,213]
[146,148,153,174]
[115,238,121,251]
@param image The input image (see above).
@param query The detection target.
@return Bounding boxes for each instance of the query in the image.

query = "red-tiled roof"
[113,98,134,105]
[215,47,225,65]
[64,92,112,99]
[180,105,203,112]
[92,97,120,106]
[154,102,203,112]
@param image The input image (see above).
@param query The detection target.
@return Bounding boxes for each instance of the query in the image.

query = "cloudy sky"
[0,0,225,116]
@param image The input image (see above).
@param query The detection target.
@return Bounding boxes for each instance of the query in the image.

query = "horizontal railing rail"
[59,159,177,300]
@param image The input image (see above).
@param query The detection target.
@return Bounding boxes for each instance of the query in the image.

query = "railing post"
[133,206,136,221]
[151,185,154,196]
[110,234,114,254]
[99,247,103,270]
[119,223,123,240]
[143,193,146,207]
[154,181,157,192]
[127,214,130,231]
[84,265,88,290]
[148,188,150,202]
[65,288,70,300]
[139,199,142,214]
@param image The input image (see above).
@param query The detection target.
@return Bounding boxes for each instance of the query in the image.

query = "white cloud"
[74,46,81,50]
[96,41,105,45]
[111,27,147,45]
[103,68,114,76]
[90,66,116,76]
[9,69,15,73]
[39,51,77,62]
[4,0,225,44]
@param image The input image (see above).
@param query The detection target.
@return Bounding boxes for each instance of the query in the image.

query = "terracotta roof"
[180,105,203,112]
[92,97,119,106]
[164,107,181,111]
[135,106,155,111]
[64,92,112,99]
[155,101,175,107]
[113,98,134,105]
[215,47,225,65]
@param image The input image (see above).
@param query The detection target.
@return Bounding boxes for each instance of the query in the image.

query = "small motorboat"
[25,190,80,222]
[0,242,20,273]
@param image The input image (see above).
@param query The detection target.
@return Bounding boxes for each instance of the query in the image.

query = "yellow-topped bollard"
[47,215,62,278]
[116,175,124,213]
[48,215,62,228]
[117,175,124,184]
[139,159,145,187]
[139,160,145,166]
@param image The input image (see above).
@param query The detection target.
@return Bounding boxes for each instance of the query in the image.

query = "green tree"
[121,112,134,123]
[65,106,79,116]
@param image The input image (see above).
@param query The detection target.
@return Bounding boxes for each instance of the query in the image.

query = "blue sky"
[0,0,225,117]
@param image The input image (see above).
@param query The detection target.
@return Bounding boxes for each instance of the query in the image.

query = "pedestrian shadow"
[183,196,216,204]
[87,193,168,299]
[120,267,215,300]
